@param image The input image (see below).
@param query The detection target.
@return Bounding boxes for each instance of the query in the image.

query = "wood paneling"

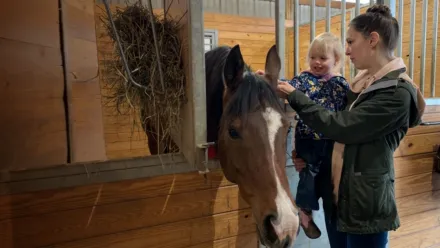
[0,0,60,48]
[95,1,440,160]
[62,0,107,163]
[389,107,440,246]
[0,148,436,247]
[0,1,67,170]
[0,169,253,248]
[397,0,440,97]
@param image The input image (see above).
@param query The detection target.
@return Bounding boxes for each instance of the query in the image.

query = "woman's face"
[345,26,374,70]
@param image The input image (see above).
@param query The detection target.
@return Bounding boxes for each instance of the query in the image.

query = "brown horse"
[146,44,300,247]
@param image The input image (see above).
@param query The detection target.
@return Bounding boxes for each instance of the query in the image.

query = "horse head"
[208,44,300,248]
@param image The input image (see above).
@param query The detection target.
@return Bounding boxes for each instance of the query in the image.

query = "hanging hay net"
[99,1,187,154]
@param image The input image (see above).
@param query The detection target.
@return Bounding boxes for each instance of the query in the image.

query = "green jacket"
[287,68,423,234]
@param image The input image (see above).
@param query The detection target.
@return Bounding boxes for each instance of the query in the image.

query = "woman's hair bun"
[367,4,392,18]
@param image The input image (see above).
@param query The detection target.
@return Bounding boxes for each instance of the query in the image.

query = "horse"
[145,44,300,247]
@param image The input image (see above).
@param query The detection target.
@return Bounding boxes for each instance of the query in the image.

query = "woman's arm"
[287,86,412,144]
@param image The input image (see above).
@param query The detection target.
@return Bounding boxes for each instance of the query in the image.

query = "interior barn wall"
[0,0,68,171]
[95,1,440,160]
[62,0,107,163]
[0,109,438,247]
[0,1,438,247]
[0,170,257,248]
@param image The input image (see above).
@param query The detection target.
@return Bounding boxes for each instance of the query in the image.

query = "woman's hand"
[277,80,296,99]
[256,69,265,76]
[256,69,296,99]
[292,150,306,172]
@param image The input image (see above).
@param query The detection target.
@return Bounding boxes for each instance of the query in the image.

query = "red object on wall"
[208,146,217,159]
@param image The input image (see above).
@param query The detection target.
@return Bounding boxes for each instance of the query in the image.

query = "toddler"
[289,32,349,239]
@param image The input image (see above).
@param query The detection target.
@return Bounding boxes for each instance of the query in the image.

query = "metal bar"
[370,0,375,5]
[147,0,165,91]
[341,0,346,76]
[408,0,416,78]
[310,0,316,42]
[397,0,403,57]
[276,0,286,78]
[188,0,208,169]
[102,0,149,91]
[294,0,300,75]
[355,0,360,17]
[326,0,331,32]
[420,121,440,126]
[420,0,428,94]
[383,0,396,16]
[431,0,439,97]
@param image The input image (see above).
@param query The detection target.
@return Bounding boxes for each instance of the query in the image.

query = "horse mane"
[223,72,285,126]
[205,45,284,144]
[205,46,230,143]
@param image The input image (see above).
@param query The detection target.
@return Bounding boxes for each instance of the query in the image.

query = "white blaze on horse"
[145,44,300,248]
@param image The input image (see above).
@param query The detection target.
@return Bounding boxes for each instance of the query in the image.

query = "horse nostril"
[263,214,277,243]
[281,235,292,248]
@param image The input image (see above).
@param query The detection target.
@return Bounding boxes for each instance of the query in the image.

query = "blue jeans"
[295,138,334,211]
[324,217,388,248]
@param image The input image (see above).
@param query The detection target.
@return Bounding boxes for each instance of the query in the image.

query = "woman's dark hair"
[349,4,399,52]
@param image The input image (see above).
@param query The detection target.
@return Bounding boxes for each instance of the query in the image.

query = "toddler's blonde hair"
[307,32,344,74]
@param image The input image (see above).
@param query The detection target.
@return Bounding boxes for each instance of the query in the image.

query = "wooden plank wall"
[0,1,68,170]
[397,0,440,97]
[61,0,107,163]
[0,169,257,248]
[96,1,440,160]
[0,111,437,247]
[389,105,440,247]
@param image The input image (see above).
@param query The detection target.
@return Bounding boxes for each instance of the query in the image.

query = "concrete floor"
[286,166,331,248]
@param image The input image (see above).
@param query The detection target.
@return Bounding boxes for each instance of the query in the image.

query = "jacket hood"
[382,68,426,128]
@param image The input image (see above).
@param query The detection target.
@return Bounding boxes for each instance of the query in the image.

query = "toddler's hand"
[292,150,306,172]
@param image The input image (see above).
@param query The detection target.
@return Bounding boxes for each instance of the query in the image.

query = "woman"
[264,4,426,248]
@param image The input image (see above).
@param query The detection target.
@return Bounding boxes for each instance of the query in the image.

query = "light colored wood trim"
[62,0,107,163]
[0,153,222,195]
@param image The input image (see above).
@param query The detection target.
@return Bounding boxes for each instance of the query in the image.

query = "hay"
[99,1,187,153]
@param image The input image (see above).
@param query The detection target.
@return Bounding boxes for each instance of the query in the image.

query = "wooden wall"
[0,110,438,247]
[389,105,440,247]
[95,1,440,160]
[61,0,107,163]
[397,0,440,97]
[0,0,107,171]
[0,169,257,248]
[0,1,68,171]
[1,0,437,168]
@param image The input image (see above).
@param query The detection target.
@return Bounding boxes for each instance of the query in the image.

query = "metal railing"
[281,0,439,98]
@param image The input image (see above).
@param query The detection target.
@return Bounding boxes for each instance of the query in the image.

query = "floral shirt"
[289,71,350,140]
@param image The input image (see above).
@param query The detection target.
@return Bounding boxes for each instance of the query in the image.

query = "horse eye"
[228,128,240,139]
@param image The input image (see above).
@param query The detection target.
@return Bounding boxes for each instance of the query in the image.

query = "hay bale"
[100,2,187,153]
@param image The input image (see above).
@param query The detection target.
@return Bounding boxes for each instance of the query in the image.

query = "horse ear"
[264,45,281,86]
[223,45,245,91]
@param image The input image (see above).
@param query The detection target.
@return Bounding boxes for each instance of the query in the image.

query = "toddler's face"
[308,48,336,76]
